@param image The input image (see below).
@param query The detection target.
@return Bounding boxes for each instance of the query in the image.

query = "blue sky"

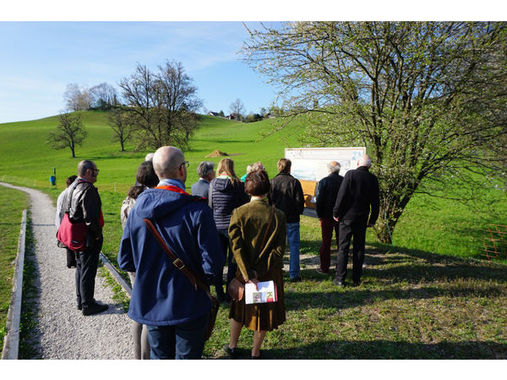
[0,1,501,123]
[0,21,285,123]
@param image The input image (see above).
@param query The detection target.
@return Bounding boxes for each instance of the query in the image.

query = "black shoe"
[315,268,329,275]
[290,276,302,283]
[223,344,240,359]
[333,278,346,287]
[353,281,361,287]
[251,352,262,359]
[82,302,108,316]
[77,304,82,310]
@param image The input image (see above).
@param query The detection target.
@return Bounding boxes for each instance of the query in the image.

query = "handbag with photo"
[227,205,275,302]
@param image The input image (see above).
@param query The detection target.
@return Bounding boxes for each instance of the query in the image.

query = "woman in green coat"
[225,169,287,359]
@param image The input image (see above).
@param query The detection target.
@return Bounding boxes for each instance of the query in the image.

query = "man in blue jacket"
[118,146,224,359]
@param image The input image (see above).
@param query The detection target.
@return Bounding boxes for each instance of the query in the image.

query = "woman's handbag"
[144,218,218,341]
[228,277,245,301]
[227,205,275,302]
[56,181,88,250]
[56,213,88,250]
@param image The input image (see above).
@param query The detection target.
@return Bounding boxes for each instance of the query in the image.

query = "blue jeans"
[287,222,301,279]
[146,313,209,359]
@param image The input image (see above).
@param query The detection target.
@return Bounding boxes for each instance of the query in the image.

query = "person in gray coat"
[191,161,215,200]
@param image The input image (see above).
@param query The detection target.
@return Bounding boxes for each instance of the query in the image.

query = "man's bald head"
[358,154,372,168]
[153,146,186,182]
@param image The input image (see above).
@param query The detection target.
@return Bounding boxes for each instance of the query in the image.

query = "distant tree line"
[207,100,280,123]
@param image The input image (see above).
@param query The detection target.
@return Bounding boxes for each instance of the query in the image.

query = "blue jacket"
[118,187,224,326]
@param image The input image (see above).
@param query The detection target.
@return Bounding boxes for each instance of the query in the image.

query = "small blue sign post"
[49,167,56,186]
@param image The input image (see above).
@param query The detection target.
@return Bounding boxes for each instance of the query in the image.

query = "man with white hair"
[118,146,224,359]
[332,154,379,287]
[315,161,343,274]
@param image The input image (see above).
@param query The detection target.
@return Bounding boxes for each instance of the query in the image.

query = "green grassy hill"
[0,110,504,260]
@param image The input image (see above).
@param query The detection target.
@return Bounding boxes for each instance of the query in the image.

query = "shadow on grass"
[363,243,507,282]
[257,339,506,359]
[283,284,505,312]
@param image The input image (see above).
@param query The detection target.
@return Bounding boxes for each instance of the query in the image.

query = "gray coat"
[191,178,210,199]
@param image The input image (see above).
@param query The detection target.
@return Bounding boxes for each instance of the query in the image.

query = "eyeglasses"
[179,161,189,169]
[93,169,100,174]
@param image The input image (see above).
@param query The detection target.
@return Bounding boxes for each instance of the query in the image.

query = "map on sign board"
[285,147,366,182]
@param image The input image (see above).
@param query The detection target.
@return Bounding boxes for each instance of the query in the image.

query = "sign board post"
[285,147,366,208]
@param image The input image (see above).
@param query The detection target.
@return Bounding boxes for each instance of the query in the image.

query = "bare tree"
[108,108,133,152]
[229,98,245,121]
[244,21,507,243]
[47,113,87,158]
[119,61,201,150]
[63,83,91,111]
[89,82,118,110]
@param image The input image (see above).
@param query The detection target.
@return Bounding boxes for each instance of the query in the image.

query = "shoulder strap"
[65,179,82,213]
[144,218,211,295]
[208,180,213,208]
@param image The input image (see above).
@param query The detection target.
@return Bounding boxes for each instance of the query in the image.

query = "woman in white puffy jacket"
[120,160,159,359]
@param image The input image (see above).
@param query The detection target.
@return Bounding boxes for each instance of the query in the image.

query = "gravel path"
[0,182,134,359]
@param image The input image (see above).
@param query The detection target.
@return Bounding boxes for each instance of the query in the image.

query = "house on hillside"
[208,111,220,117]
[227,113,242,121]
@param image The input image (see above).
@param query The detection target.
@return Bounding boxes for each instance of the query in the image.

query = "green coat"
[228,198,287,282]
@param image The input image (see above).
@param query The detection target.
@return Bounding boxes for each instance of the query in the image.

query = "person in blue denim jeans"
[270,159,305,282]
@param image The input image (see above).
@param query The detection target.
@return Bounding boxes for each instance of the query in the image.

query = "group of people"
[56,146,379,360]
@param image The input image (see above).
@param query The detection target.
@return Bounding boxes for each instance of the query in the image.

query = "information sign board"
[284,147,366,208]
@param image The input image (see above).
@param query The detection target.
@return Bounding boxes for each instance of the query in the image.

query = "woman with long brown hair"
[209,158,249,302]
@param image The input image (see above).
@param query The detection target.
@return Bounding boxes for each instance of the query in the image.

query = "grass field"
[0,110,505,358]
[0,186,29,355]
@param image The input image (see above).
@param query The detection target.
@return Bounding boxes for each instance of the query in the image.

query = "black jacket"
[65,179,103,247]
[333,166,379,224]
[316,172,343,219]
[209,177,249,230]
[270,173,305,223]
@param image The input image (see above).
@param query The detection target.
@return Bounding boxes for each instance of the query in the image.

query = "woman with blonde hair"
[209,158,249,302]
[225,169,286,359]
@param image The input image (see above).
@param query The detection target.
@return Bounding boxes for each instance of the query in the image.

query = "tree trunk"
[374,212,397,245]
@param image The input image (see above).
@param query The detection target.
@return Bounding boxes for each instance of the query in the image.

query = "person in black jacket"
[66,160,108,315]
[209,158,249,302]
[332,155,379,287]
[270,158,305,282]
[315,161,343,274]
